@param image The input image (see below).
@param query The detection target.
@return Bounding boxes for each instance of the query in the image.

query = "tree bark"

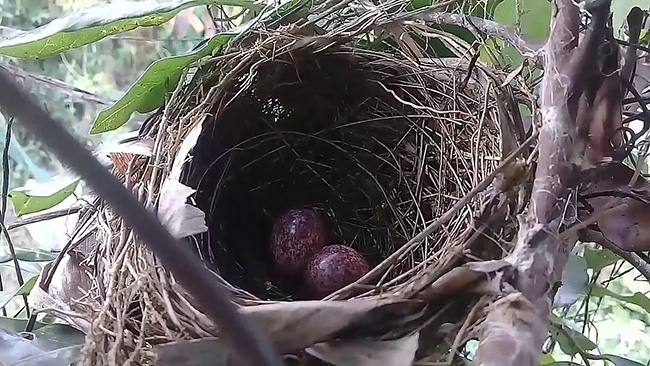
[475,0,613,364]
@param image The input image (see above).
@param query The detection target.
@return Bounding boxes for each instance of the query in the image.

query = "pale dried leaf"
[240,297,411,353]
[158,179,208,239]
[582,163,650,251]
[169,117,205,182]
[29,258,93,334]
[306,332,419,366]
[465,259,511,273]
[100,137,154,157]
[94,136,154,174]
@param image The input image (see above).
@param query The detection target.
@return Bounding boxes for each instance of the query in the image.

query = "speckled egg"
[270,208,329,279]
[304,244,369,299]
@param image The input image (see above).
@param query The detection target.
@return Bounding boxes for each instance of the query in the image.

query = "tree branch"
[0,67,283,366]
[475,0,614,365]
[580,229,650,283]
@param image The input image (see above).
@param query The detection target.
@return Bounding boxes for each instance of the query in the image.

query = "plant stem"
[0,117,29,318]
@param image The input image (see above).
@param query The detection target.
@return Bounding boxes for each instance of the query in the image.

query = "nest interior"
[181,38,501,301]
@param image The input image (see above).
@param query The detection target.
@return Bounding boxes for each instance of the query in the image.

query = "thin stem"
[0,118,29,317]
[7,205,82,231]
[1,118,11,223]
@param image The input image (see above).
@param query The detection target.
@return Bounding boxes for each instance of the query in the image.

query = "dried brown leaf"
[240,297,416,353]
[154,338,230,366]
[581,162,650,251]
[29,254,94,334]
[306,333,419,366]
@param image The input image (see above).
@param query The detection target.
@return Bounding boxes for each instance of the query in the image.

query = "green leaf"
[540,353,555,365]
[589,284,650,313]
[408,0,435,11]
[0,0,259,59]
[550,325,597,357]
[90,34,232,134]
[493,0,551,42]
[0,317,46,333]
[549,314,597,357]
[0,248,58,264]
[0,275,38,310]
[90,0,309,135]
[0,321,84,366]
[584,247,619,271]
[8,180,79,216]
[154,339,231,366]
[641,29,650,46]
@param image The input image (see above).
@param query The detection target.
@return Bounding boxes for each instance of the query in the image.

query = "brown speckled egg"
[270,208,329,279]
[304,245,369,299]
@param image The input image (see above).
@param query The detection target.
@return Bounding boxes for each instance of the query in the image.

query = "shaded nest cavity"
[177,37,502,301]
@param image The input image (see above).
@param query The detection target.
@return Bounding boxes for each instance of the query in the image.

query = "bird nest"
[36,27,530,366]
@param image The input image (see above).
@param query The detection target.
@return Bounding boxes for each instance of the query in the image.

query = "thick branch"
[475,1,613,365]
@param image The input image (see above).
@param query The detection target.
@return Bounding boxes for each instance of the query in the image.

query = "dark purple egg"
[304,245,369,299]
[270,208,329,279]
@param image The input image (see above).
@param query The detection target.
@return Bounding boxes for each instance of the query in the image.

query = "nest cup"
[177,33,501,301]
[65,30,510,365]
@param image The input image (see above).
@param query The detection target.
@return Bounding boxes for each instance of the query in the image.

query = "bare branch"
[7,205,83,231]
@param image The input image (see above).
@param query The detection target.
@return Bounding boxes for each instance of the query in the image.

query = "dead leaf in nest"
[306,332,419,366]
[29,254,94,334]
[96,137,154,174]
[581,162,650,251]
[154,338,230,366]
[240,297,422,353]
[158,179,208,239]
[170,117,205,182]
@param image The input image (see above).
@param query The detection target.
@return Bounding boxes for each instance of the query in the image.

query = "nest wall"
[70,30,514,365]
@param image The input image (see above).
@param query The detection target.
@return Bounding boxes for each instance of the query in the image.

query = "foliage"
[8,179,79,216]
[0,0,260,59]
[0,248,57,264]
[0,275,37,310]
[91,34,231,134]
